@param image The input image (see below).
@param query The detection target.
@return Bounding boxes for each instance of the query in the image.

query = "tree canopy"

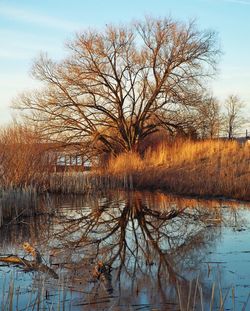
[15,17,220,156]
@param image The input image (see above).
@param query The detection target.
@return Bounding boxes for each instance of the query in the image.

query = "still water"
[0,191,250,310]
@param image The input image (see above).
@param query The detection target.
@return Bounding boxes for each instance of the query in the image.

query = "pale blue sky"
[0,0,250,125]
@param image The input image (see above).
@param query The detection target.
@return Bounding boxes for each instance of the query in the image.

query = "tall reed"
[48,172,133,194]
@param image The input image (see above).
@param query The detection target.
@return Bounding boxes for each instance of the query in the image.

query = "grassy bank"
[105,139,250,201]
[1,138,249,219]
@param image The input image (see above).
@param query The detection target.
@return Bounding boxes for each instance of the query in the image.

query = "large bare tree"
[15,17,219,155]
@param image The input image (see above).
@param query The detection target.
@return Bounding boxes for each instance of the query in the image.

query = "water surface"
[0,191,250,310]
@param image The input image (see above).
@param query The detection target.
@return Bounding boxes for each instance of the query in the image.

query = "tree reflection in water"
[0,191,246,310]
[48,192,225,309]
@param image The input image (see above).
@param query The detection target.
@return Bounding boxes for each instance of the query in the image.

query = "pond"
[0,191,250,310]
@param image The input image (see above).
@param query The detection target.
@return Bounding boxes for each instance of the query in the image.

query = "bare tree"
[14,17,220,156]
[222,94,245,139]
[196,95,221,138]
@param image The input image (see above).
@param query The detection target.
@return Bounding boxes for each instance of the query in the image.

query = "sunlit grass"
[106,139,250,200]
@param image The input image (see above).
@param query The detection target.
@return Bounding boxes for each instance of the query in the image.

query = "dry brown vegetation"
[0,124,52,189]
[105,139,250,200]
[1,124,248,201]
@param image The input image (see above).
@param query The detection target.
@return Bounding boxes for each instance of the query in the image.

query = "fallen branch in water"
[0,255,32,267]
[0,242,58,279]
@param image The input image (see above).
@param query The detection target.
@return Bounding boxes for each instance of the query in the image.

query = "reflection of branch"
[136,211,185,284]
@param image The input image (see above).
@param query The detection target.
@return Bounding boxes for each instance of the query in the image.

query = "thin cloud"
[222,0,250,5]
[0,4,82,31]
[0,29,64,60]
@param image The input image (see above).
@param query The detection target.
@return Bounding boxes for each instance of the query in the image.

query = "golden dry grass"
[106,139,250,200]
[107,152,144,174]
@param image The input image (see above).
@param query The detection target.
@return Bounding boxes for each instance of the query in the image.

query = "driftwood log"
[0,242,58,279]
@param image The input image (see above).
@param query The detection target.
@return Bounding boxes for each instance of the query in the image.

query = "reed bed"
[48,172,134,194]
[105,139,250,201]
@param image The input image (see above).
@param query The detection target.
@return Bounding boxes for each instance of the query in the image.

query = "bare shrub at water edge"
[0,124,54,226]
[0,124,53,189]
